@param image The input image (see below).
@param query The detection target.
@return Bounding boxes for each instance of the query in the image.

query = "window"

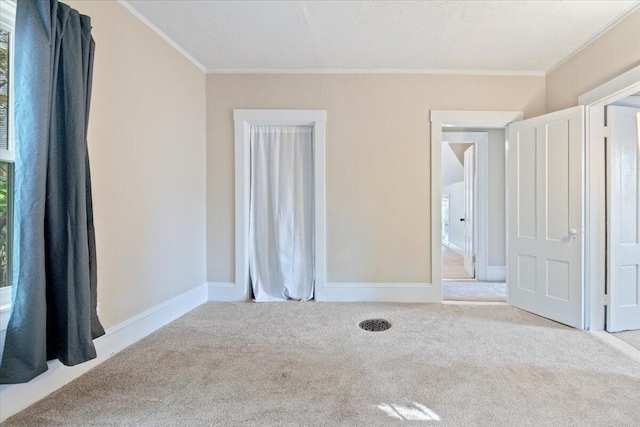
[0,0,16,314]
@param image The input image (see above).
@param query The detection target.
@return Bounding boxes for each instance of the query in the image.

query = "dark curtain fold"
[0,0,104,384]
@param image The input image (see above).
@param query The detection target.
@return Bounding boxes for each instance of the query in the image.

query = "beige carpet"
[4,302,640,426]
[443,281,507,301]
[442,245,473,279]
[614,330,640,352]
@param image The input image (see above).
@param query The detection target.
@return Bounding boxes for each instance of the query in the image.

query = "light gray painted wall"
[487,128,506,267]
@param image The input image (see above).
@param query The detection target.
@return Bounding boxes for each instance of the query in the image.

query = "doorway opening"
[440,129,506,302]
[430,111,523,305]
[578,64,640,332]
[249,125,315,302]
[604,92,640,349]
[232,109,327,302]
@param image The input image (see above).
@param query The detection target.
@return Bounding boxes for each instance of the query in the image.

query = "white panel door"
[507,106,584,329]
[463,146,475,277]
[606,105,640,332]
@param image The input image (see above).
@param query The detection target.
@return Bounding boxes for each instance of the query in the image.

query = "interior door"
[606,105,640,332]
[507,106,584,329]
[463,146,475,277]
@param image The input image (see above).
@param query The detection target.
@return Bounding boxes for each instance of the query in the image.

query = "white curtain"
[249,125,315,302]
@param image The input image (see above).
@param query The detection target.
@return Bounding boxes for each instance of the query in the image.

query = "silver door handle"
[569,228,577,236]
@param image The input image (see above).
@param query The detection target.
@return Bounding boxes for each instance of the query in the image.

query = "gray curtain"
[0,0,104,384]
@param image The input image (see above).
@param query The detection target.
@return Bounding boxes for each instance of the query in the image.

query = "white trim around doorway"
[229,109,327,301]
[430,110,524,302]
[579,64,640,330]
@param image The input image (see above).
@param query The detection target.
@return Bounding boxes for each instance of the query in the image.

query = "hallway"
[441,245,473,280]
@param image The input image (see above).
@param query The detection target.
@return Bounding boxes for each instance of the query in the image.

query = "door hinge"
[603,126,610,138]
[603,294,610,306]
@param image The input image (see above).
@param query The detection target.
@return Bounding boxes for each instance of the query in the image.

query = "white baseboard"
[0,283,209,423]
[589,331,640,364]
[319,283,437,303]
[486,266,506,282]
[207,281,439,303]
[208,282,247,302]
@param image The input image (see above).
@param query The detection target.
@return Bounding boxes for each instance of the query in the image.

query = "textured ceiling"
[124,0,639,74]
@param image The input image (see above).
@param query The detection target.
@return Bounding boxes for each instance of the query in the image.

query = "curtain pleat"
[0,0,104,384]
[249,126,315,302]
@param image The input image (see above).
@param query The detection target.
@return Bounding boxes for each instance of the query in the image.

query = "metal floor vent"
[359,319,392,332]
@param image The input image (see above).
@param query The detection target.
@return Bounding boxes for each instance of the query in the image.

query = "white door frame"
[579,64,640,330]
[463,145,477,277]
[430,111,524,301]
[233,109,327,301]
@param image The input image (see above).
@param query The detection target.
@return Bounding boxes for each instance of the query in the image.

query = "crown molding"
[206,68,545,77]
[119,0,639,79]
[117,0,207,73]
[546,2,640,76]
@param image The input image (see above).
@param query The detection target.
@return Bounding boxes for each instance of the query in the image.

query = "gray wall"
[487,129,506,267]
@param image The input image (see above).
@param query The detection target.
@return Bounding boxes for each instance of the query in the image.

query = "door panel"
[517,255,537,292]
[606,105,640,332]
[463,146,475,277]
[517,127,537,239]
[508,106,584,329]
[546,121,570,241]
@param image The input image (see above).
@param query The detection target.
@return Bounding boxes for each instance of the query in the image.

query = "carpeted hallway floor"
[442,281,506,301]
[3,302,640,426]
[442,245,473,279]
